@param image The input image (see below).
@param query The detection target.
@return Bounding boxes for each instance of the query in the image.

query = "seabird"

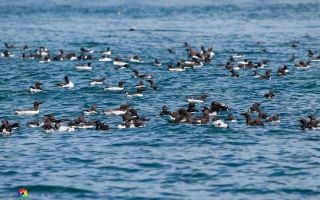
[83,105,98,115]
[185,94,209,103]
[224,114,237,122]
[89,78,105,85]
[264,89,275,99]
[187,102,199,113]
[57,76,74,88]
[104,81,126,91]
[212,116,229,128]
[14,101,42,115]
[159,105,172,116]
[146,80,159,89]
[103,104,131,115]
[29,82,43,93]
[266,114,280,123]
[132,70,153,78]
[125,88,144,97]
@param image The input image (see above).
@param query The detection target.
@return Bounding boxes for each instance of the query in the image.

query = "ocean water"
[1,0,320,199]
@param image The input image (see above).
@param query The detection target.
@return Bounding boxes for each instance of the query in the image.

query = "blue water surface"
[1,0,320,199]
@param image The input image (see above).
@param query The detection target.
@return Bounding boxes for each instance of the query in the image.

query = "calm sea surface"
[1,0,320,199]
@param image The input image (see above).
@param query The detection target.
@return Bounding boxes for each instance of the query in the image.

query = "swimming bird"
[295,60,310,69]
[255,42,260,46]
[184,42,189,46]
[186,94,209,103]
[146,80,159,89]
[230,69,239,77]
[129,26,136,31]
[266,114,280,123]
[1,50,14,57]
[95,121,110,130]
[42,122,56,133]
[210,101,228,111]
[186,115,208,125]
[113,56,129,66]
[103,104,131,115]
[258,69,271,79]
[39,55,51,63]
[125,88,144,97]
[77,119,95,129]
[168,49,175,54]
[262,49,267,52]
[264,89,275,99]
[252,70,260,78]
[98,47,111,55]
[104,81,126,90]
[76,62,92,70]
[116,121,133,129]
[277,69,286,77]
[65,53,77,60]
[308,50,314,57]
[187,102,199,113]
[132,70,153,78]
[29,82,43,93]
[83,105,98,115]
[129,55,143,63]
[291,43,297,48]
[14,101,42,115]
[24,45,29,50]
[168,63,185,71]
[212,116,229,128]
[80,47,94,54]
[53,49,64,61]
[248,103,261,112]
[154,58,161,66]
[20,53,26,59]
[258,110,269,120]
[308,115,320,125]
[160,105,172,116]
[311,55,320,62]
[201,106,217,116]
[1,119,13,136]
[169,108,188,123]
[89,78,105,85]
[298,119,318,130]
[55,123,76,132]
[4,43,17,49]
[99,55,112,62]
[290,55,296,61]
[135,80,145,88]
[225,114,237,122]
[26,119,40,127]
[57,76,74,87]
[241,112,264,126]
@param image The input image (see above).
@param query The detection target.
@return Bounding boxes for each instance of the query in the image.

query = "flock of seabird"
[1,41,320,136]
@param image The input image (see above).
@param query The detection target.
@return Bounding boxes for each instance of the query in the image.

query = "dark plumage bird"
[187,102,199,113]
[159,105,172,116]
[258,69,271,79]
[308,50,314,57]
[167,49,175,54]
[264,89,275,99]
[255,42,260,46]
[4,43,17,49]
[225,114,237,122]
[262,49,267,52]
[230,69,239,77]
[132,70,153,78]
[147,80,159,89]
[290,54,296,61]
[95,121,110,130]
[241,112,264,126]
[210,101,228,111]
[258,110,269,120]
[248,103,261,112]
[266,114,280,123]
[291,43,297,48]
